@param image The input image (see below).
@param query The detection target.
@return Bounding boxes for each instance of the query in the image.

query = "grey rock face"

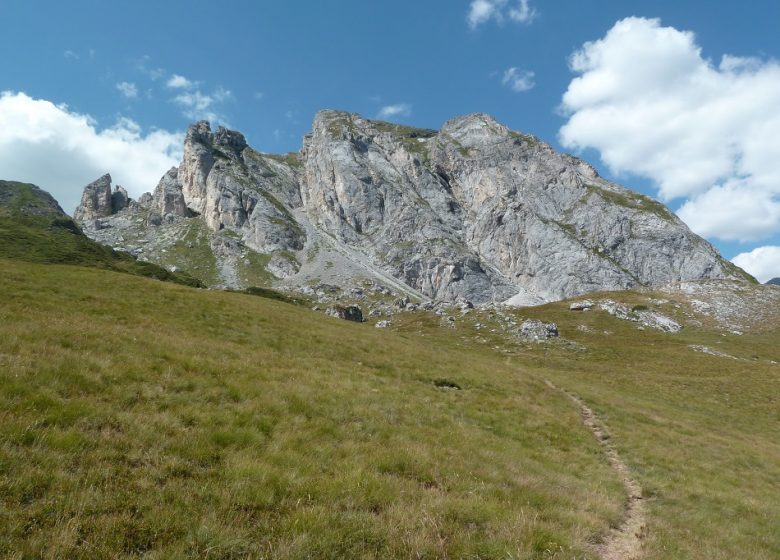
[111,185,129,213]
[74,174,113,221]
[73,110,752,304]
[175,121,305,254]
[74,174,133,222]
[152,167,190,219]
[299,110,746,304]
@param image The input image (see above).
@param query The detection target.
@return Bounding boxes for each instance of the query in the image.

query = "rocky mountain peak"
[73,110,754,303]
[185,121,214,146]
[440,112,508,144]
[213,126,248,156]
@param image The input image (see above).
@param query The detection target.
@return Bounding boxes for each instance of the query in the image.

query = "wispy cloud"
[63,50,79,60]
[253,91,265,100]
[508,0,536,23]
[376,103,412,120]
[467,0,537,29]
[502,67,535,92]
[115,81,138,99]
[135,55,165,81]
[172,86,233,124]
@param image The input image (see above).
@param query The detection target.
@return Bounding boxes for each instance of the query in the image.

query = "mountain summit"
[74,111,752,304]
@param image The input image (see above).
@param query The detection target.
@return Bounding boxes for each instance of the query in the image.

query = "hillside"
[1,257,778,559]
[0,180,202,288]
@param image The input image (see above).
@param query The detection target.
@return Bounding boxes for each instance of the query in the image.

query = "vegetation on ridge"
[0,180,203,288]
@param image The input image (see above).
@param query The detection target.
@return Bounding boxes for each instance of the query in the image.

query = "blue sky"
[2,0,780,279]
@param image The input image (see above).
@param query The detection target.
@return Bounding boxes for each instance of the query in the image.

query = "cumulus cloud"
[166,74,195,89]
[0,91,182,214]
[502,67,535,92]
[559,17,780,242]
[467,0,536,29]
[377,103,412,120]
[732,246,780,283]
[115,81,138,99]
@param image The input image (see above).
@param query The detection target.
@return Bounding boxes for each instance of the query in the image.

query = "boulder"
[325,305,364,322]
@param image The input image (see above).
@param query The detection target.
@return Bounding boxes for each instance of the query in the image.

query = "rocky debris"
[598,300,682,333]
[518,319,559,341]
[688,345,739,360]
[375,320,391,328]
[570,300,594,311]
[267,254,300,279]
[325,305,364,322]
[662,280,780,333]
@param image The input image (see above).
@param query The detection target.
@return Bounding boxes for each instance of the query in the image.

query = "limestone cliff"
[74,111,752,303]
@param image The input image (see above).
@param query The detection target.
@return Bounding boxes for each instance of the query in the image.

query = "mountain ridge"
[72,110,754,304]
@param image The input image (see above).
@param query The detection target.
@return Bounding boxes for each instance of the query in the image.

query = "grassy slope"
[0,180,202,288]
[390,293,780,559]
[0,259,622,560]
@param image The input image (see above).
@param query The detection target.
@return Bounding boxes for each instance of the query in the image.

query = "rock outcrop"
[73,174,133,222]
[74,174,113,221]
[74,111,753,303]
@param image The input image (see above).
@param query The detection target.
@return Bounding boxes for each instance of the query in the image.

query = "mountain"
[766,277,780,286]
[0,179,202,287]
[74,111,753,304]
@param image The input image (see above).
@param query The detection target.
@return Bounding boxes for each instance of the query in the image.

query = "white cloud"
[559,17,780,242]
[166,74,195,89]
[115,81,138,99]
[467,0,536,29]
[502,67,535,92]
[376,103,412,120]
[732,246,780,283]
[0,91,182,214]
[63,50,79,60]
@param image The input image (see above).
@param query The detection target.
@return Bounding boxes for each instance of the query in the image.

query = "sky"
[2,0,780,281]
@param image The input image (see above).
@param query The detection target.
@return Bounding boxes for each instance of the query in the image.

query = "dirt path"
[545,380,647,560]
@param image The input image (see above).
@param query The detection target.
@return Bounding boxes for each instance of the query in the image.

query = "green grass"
[584,184,675,223]
[263,152,303,168]
[164,220,221,286]
[0,260,623,559]
[389,291,780,559]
